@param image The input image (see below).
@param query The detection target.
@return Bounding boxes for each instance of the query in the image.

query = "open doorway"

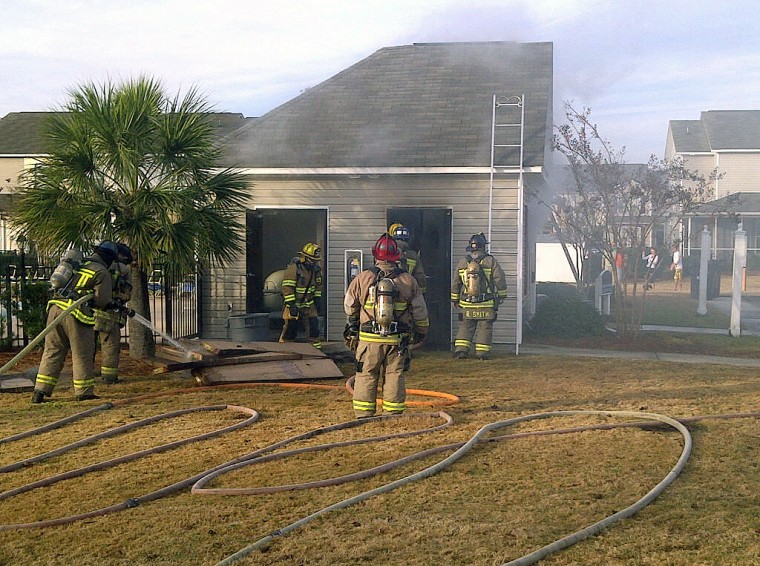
[387,208,452,350]
[246,208,328,334]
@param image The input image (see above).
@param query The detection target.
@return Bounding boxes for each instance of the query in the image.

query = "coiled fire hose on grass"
[0,385,456,530]
[2,383,758,564]
[213,410,694,566]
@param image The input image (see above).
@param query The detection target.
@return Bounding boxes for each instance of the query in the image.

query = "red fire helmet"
[372,233,402,262]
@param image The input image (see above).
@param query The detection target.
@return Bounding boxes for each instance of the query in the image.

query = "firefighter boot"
[76,393,101,401]
[31,390,46,404]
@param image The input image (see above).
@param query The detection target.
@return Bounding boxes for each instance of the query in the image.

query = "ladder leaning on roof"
[487,94,525,355]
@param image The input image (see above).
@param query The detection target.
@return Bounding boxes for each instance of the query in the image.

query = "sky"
[1,0,759,163]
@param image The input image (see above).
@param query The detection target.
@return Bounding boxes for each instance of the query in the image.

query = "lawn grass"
[1,350,757,565]
[639,293,729,328]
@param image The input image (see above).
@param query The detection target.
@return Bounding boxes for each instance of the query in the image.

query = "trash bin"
[707,260,721,299]
[690,260,721,300]
[227,313,270,342]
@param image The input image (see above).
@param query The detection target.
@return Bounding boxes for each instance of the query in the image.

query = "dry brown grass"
[0,350,758,566]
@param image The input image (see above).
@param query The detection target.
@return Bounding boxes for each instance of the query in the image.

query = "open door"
[387,208,452,350]
[246,208,328,336]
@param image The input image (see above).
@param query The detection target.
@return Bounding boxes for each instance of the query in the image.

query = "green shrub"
[535,282,584,301]
[0,280,50,350]
[526,296,607,337]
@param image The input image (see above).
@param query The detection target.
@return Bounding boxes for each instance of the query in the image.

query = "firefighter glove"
[122,307,136,318]
[343,323,359,352]
[412,331,427,345]
[288,304,300,319]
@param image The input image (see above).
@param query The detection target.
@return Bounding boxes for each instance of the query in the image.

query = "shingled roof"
[670,110,760,153]
[0,111,252,155]
[221,41,553,169]
[0,112,60,154]
[688,191,760,215]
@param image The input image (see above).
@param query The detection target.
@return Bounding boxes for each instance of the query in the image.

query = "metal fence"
[0,252,200,349]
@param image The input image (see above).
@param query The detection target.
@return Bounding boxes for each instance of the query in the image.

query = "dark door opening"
[387,208,452,350]
[246,209,327,334]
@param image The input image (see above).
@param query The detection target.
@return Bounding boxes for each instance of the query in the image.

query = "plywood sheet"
[197,358,344,384]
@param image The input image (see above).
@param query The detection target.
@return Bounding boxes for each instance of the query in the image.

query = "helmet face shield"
[95,240,118,265]
[467,233,488,251]
[117,243,133,264]
[392,226,411,242]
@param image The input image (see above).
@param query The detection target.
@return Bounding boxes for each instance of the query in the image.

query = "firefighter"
[344,233,429,418]
[32,241,116,403]
[388,222,427,294]
[279,242,323,348]
[450,232,507,360]
[97,243,134,384]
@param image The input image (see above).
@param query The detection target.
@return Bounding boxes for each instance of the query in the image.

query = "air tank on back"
[262,269,285,312]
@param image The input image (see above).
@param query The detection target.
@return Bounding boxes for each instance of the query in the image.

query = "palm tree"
[14,76,249,358]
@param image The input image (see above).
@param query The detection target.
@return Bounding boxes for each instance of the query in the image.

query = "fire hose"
[0,384,456,530]
[1,385,758,565]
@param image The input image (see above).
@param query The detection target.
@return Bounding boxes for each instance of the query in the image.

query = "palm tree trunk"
[128,267,156,359]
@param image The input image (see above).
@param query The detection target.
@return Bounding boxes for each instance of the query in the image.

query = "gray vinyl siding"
[202,172,523,346]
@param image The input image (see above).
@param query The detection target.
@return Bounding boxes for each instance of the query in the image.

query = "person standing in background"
[670,244,683,292]
[388,223,427,294]
[643,247,659,290]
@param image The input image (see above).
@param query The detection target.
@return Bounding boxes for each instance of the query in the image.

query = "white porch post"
[697,226,710,316]
[730,225,747,336]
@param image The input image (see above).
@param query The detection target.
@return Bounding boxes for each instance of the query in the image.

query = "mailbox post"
[595,269,613,315]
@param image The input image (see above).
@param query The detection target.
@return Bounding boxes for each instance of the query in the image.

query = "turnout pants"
[352,341,407,417]
[35,305,96,397]
[99,319,122,384]
[454,317,494,358]
[279,306,322,348]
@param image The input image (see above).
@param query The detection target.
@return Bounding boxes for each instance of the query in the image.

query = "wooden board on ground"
[197,340,328,358]
[197,357,344,384]
[0,373,35,392]
[152,339,343,382]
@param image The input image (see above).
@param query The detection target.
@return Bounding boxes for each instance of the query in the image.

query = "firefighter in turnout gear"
[97,243,134,384]
[279,242,324,348]
[344,233,429,418]
[388,222,427,294]
[451,233,507,360]
[32,241,116,403]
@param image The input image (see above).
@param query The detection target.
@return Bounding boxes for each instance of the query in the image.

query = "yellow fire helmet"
[301,242,321,261]
[388,223,404,236]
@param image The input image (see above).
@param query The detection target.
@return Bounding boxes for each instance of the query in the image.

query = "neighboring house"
[666,110,760,200]
[0,111,251,250]
[666,110,760,262]
[0,112,54,249]
[217,41,555,351]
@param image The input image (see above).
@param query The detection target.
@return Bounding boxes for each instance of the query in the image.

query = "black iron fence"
[0,251,201,350]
